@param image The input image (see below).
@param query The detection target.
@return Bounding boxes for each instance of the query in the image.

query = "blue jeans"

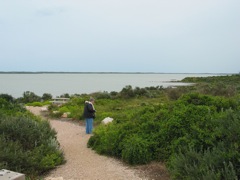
[86,118,93,134]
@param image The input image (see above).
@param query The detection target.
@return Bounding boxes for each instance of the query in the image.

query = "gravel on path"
[27,106,146,180]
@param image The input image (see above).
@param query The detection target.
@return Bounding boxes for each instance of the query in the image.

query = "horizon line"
[0,71,234,74]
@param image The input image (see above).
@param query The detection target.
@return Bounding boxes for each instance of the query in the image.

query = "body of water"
[0,73,222,98]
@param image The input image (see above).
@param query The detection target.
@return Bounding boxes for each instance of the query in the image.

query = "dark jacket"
[83,101,96,118]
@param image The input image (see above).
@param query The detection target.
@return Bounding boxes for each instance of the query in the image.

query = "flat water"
[0,73,220,98]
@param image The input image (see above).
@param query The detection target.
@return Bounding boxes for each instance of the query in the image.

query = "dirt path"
[27,106,147,180]
[27,106,170,180]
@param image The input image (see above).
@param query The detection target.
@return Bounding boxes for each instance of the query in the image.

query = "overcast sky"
[0,0,239,73]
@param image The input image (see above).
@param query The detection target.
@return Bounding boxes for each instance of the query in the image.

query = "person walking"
[83,97,96,134]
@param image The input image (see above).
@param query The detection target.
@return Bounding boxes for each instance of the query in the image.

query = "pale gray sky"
[0,0,239,73]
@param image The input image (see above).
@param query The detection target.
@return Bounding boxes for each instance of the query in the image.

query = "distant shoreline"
[0,73,233,98]
[0,71,230,75]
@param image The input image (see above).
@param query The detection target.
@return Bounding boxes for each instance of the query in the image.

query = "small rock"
[102,117,114,124]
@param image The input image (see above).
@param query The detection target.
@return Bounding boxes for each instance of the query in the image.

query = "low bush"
[121,134,153,165]
[26,102,43,107]
[168,144,238,180]
[87,92,240,179]
[167,109,240,179]
[88,123,123,156]
[0,100,64,178]
[26,101,51,107]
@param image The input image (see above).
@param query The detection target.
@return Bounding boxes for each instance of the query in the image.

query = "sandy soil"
[26,106,170,180]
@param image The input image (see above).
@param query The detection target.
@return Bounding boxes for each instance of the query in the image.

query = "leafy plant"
[0,100,64,178]
[121,134,153,165]
[168,144,238,180]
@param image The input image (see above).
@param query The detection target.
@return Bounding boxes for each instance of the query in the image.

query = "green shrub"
[121,134,152,165]
[120,85,135,98]
[19,91,41,103]
[182,74,240,97]
[58,106,70,113]
[165,87,189,100]
[0,98,26,113]
[168,145,238,180]
[0,102,64,178]
[87,93,240,179]
[88,119,146,161]
[0,94,15,103]
[42,93,52,101]
[168,110,240,179]
[88,123,123,157]
[26,102,43,107]
[26,101,51,107]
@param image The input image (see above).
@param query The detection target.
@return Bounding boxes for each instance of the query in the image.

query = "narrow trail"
[27,106,146,180]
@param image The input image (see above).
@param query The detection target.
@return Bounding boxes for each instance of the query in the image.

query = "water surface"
[0,73,220,98]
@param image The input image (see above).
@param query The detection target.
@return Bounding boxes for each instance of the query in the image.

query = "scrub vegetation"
[1,74,240,179]
[0,97,65,179]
